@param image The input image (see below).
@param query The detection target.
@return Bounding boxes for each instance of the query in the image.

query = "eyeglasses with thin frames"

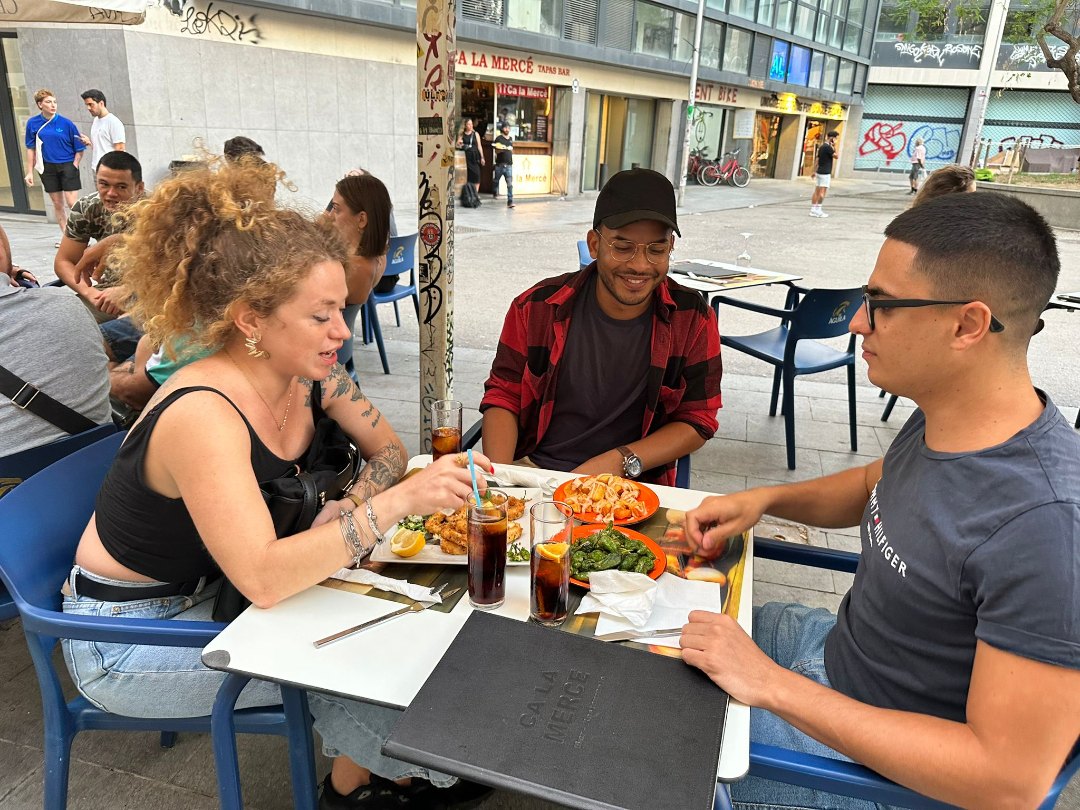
[593,229,672,265]
[860,286,1005,333]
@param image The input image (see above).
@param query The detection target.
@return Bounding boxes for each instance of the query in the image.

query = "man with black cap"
[479,168,722,486]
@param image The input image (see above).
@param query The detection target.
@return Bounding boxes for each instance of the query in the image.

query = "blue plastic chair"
[0,422,119,621]
[337,303,363,383]
[361,233,421,375]
[0,432,317,810]
[461,418,692,487]
[713,537,1080,810]
[713,284,861,469]
[577,239,592,271]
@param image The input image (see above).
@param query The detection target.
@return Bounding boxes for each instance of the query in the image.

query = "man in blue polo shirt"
[24,88,85,242]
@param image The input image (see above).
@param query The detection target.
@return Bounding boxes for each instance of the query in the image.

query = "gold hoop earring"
[245,332,270,359]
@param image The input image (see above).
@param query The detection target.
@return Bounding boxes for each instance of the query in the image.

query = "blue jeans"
[493,164,513,202]
[60,566,455,786]
[99,316,143,361]
[728,603,887,810]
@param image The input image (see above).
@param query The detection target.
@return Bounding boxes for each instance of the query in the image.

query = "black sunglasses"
[860,286,1005,333]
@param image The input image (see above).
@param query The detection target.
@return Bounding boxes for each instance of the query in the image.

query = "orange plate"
[552,477,660,526]
[568,525,667,589]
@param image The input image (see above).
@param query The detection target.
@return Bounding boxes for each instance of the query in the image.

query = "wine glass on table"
[736,232,753,268]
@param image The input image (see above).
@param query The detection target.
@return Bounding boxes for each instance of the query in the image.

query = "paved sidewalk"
[1,178,1077,808]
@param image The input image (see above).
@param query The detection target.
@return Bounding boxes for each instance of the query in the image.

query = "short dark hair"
[884,193,1058,344]
[827,130,839,138]
[97,150,142,183]
[81,89,106,105]
[223,135,265,162]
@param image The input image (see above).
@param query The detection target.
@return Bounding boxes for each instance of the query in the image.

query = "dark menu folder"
[673,261,748,280]
[383,612,729,810]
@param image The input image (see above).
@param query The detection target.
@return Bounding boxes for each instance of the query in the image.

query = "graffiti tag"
[1002,42,1070,69]
[909,124,961,161]
[1002,133,1065,147]
[893,41,982,67]
[859,122,907,165]
[164,0,263,44]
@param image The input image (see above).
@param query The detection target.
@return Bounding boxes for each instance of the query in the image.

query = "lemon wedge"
[536,542,569,562]
[390,528,426,558]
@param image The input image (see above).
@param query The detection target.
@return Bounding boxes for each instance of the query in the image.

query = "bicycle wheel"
[699,164,722,187]
[730,166,751,188]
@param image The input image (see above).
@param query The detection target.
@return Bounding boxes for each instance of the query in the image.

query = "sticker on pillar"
[572,78,579,94]
[421,222,442,247]
[419,116,445,136]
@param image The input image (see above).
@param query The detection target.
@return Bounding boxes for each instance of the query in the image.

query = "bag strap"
[0,362,97,435]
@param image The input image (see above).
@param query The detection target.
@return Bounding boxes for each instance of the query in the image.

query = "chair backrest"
[0,422,118,498]
[387,233,417,283]
[789,287,863,342]
[577,240,592,271]
[0,431,123,613]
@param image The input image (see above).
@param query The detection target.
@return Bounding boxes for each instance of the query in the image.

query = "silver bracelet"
[338,509,372,566]
[364,499,386,545]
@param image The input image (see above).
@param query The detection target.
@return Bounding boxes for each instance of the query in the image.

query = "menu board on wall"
[534,115,548,142]
[733,108,755,139]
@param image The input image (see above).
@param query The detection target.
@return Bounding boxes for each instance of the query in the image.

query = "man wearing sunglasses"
[480,168,722,486]
[681,192,1080,809]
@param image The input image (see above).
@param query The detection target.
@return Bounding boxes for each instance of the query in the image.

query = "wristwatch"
[617,446,643,479]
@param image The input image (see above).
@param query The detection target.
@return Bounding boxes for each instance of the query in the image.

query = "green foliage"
[887,0,986,38]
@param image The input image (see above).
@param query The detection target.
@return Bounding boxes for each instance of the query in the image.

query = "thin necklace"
[226,351,294,432]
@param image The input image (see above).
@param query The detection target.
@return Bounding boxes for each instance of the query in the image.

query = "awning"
[5,0,147,24]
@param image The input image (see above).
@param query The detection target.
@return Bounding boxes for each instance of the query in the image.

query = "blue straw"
[466,449,483,504]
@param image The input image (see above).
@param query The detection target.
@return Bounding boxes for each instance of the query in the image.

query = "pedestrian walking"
[24,88,86,241]
[810,130,837,218]
[909,137,927,195]
[492,122,515,208]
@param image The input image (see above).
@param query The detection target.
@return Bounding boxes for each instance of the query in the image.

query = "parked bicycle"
[698,149,750,188]
[687,147,712,184]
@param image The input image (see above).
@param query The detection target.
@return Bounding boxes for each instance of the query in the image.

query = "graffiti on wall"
[1001,132,1065,147]
[892,41,983,68]
[997,42,1076,71]
[856,120,963,167]
[162,0,263,44]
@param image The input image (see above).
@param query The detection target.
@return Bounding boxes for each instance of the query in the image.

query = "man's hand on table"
[681,611,782,706]
[686,492,767,559]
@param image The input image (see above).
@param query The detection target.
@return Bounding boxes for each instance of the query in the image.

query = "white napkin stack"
[491,467,559,495]
[575,571,659,627]
[580,572,726,648]
[331,569,443,603]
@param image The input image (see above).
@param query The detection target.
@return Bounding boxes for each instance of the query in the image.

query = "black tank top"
[95,386,314,582]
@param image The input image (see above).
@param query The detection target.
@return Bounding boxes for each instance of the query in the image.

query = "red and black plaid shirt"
[480,264,723,486]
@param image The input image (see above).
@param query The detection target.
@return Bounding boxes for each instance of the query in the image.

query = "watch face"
[625,456,642,478]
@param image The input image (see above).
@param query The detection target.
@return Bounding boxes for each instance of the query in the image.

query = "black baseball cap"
[593,168,680,237]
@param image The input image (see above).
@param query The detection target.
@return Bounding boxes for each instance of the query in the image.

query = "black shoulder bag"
[211,381,362,622]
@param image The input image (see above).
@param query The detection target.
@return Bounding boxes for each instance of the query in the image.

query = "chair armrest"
[750,744,956,809]
[711,295,795,319]
[753,536,859,574]
[21,607,227,647]
[461,419,482,450]
[781,281,811,295]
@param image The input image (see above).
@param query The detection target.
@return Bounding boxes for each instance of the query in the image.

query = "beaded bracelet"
[364,499,386,545]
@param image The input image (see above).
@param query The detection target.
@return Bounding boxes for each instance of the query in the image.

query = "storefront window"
[702,20,724,68]
[776,0,795,30]
[729,0,756,21]
[808,50,825,86]
[757,0,776,25]
[674,12,696,62]
[836,59,855,93]
[769,40,790,79]
[847,0,864,25]
[788,44,811,84]
[829,16,844,46]
[822,53,839,90]
[723,26,753,72]
[495,83,554,143]
[624,98,656,170]
[843,23,861,50]
[634,1,674,58]
[507,0,562,37]
[706,0,726,10]
[794,2,816,38]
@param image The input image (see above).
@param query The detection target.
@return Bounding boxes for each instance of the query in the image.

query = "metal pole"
[416,0,457,450]
[966,0,1010,165]
[676,0,707,206]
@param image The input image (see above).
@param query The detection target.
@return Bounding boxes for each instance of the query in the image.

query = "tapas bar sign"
[497,83,550,99]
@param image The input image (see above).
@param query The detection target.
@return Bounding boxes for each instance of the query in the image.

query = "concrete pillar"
[773,113,805,180]
[840,105,865,176]
[959,0,1011,164]
[564,87,587,196]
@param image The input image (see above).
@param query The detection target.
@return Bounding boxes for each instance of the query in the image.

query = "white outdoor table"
[203,458,754,781]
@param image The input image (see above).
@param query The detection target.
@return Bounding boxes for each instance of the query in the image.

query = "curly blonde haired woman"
[62,160,493,809]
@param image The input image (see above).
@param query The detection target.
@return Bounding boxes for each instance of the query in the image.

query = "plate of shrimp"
[552,474,659,526]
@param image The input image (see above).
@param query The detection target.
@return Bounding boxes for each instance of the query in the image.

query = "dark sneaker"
[507,202,515,208]
[319,773,410,809]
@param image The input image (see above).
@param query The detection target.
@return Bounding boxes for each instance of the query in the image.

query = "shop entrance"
[800,119,843,177]
[582,93,657,191]
[751,113,781,179]
[0,35,38,213]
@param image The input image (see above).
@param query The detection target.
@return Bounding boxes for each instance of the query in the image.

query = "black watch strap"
[0,362,98,435]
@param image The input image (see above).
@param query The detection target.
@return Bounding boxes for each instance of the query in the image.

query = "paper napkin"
[331,569,443,603]
[591,573,725,648]
[575,571,659,627]
[490,467,559,495]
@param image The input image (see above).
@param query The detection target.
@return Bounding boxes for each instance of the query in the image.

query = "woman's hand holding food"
[686,491,768,559]
[380,451,494,523]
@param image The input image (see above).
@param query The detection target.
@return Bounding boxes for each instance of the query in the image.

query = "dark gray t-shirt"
[825,396,1080,722]
[530,277,651,471]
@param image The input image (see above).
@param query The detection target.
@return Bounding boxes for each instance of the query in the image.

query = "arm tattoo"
[353,442,406,499]
[328,363,367,403]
